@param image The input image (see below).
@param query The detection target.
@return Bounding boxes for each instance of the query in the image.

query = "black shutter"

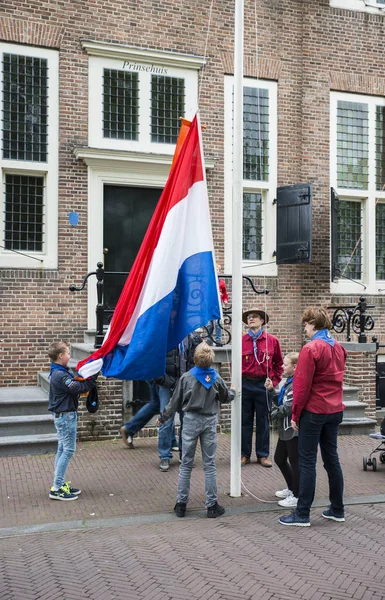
[276,183,312,264]
[331,187,339,281]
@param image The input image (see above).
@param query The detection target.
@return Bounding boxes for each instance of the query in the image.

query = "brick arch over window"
[329,71,385,96]
[0,17,63,48]
[221,53,282,80]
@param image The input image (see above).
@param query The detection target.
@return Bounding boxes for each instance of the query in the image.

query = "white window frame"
[0,42,58,269]
[330,91,385,295]
[330,0,385,13]
[84,42,200,154]
[224,76,277,277]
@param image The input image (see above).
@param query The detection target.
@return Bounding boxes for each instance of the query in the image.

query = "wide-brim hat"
[86,386,99,413]
[242,309,269,325]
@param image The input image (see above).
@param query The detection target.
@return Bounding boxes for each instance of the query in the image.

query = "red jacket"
[218,278,229,303]
[242,331,283,387]
[292,339,347,422]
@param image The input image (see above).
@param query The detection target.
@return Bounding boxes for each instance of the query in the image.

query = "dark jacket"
[153,332,202,390]
[269,380,297,441]
[159,370,234,422]
[48,364,96,413]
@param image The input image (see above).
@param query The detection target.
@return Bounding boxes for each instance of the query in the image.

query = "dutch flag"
[77,115,221,381]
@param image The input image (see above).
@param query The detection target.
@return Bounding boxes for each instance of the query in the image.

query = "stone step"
[343,399,370,419]
[0,387,48,417]
[342,385,360,402]
[0,414,55,437]
[339,417,377,436]
[38,372,50,395]
[0,433,57,457]
[70,343,94,362]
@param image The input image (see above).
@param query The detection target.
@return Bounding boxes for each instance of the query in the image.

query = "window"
[103,69,139,140]
[224,77,277,276]
[331,92,385,293]
[330,0,385,13]
[0,43,58,269]
[85,43,200,154]
[151,75,185,144]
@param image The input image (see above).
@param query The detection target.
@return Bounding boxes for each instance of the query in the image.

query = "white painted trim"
[330,0,385,13]
[81,40,205,70]
[0,43,59,269]
[330,91,385,294]
[86,161,170,330]
[88,55,199,153]
[224,76,278,277]
[73,146,215,170]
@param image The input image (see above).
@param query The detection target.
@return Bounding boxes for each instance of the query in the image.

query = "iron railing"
[69,262,269,348]
[329,296,375,343]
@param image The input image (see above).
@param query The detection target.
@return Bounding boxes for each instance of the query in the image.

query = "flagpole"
[230,0,243,498]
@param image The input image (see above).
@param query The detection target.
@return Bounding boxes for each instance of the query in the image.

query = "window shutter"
[276,183,312,264]
[331,187,339,280]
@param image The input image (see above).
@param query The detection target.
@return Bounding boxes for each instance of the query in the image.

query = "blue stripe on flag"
[101,251,220,380]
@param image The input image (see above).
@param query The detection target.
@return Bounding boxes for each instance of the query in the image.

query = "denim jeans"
[241,379,270,458]
[53,411,78,489]
[297,410,344,518]
[123,382,175,460]
[177,412,218,508]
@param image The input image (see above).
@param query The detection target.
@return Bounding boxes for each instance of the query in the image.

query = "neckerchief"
[248,328,264,363]
[312,328,335,347]
[190,366,217,389]
[277,376,293,406]
[49,363,71,380]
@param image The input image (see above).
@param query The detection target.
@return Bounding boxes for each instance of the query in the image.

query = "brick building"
[1,0,385,436]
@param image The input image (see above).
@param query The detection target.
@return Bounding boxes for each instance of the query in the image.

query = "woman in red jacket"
[279,307,347,527]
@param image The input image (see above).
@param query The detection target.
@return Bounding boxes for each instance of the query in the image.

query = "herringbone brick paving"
[0,433,384,529]
[0,504,384,600]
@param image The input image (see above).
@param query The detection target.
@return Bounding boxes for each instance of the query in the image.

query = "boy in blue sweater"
[48,341,97,501]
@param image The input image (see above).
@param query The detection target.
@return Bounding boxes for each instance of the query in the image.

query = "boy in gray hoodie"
[157,342,234,518]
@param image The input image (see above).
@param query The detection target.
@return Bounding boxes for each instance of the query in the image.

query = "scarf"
[248,328,264,362]
[277,376,293,406]
[311,328,335,347]
[49,363,71,379]
[190,366,217,389]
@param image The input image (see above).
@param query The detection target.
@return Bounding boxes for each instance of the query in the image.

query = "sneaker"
[207,502,225,518]
[159,459,170,472]
[120,426,134,449]
[171,445,179,452]
[174,502,186,517]
[49,486,78,501]
[322,508,345,522]
[275,488,291,499]
[63,481,81,496]
[278,494,298,508]
[279,510,310,527]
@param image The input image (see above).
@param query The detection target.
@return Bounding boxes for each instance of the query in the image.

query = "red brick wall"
[1,0,385,393]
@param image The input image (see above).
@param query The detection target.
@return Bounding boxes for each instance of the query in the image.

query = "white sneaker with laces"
[278,494,298,508]
[275,488,291,499]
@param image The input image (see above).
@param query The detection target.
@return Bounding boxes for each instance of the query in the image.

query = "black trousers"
[274,437,299,497]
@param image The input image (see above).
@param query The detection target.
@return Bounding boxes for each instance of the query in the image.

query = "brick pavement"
[0,432,384,530]
[0,504,384,600]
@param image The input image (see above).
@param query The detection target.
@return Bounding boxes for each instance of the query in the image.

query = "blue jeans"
[123,382,175,460]
[177,412,218,508]
[241,379,270,458]
[297,410,344,518]
[53,411,78,489]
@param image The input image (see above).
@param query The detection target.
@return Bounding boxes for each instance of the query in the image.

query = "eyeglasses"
[247,314,259,320]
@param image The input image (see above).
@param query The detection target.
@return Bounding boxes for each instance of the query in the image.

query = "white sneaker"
[275,488,291,499]
[278,494,298,508]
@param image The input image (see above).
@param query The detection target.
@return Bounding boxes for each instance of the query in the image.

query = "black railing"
[69,262,269,348]
[329,296,375,343]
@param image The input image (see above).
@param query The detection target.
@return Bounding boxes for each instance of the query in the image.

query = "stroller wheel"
[380,452,385,464]
[363,457,368,471]
[372,457,377,471]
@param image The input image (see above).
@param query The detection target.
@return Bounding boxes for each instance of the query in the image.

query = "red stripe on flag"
[77,114,203,371]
